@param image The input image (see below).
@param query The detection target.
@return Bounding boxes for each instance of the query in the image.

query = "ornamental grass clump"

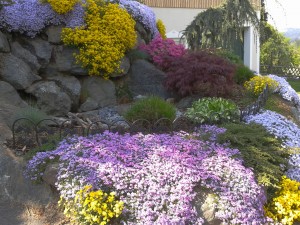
[62,0,137,78]
[124,96,176,123]
[25,131,271,224]
[59,185,124,225]
[265,176,300,225]
[185,97,240,124]
[244,75,279,96]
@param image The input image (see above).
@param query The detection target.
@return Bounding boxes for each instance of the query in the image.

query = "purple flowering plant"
[25,130,272,224]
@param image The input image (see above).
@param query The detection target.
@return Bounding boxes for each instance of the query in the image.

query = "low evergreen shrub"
[217,123,289,197]
[234,64,255,85]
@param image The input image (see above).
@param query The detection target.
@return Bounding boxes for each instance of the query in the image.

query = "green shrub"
[217,123,289,197]
[185,97,240,124]
[124,96,176,123]
[213,49,243,65]
[234,64,255,85]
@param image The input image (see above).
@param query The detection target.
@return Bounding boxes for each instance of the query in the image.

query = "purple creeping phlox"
[25,131,272,224]
[119,0,158,37]
[246,110,300,182]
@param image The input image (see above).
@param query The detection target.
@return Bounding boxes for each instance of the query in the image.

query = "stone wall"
[0,23,169,117]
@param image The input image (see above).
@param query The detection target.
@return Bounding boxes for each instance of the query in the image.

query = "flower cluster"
[268,74,300,108]
[140,35,186,71]
[25,131,271,224]
[0,0,84,37]
[156,19,167,39]
[245,110,300,182]
[265,176,300,225]
[62,0,136,78]
[60,185,124,225]
[244,75,279,96]
[45,0,79,14]
[119,0,158,37]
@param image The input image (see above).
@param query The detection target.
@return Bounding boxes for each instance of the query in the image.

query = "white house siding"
[150,7,261,73]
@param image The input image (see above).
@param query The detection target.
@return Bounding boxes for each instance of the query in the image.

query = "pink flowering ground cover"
[25,128,272,224]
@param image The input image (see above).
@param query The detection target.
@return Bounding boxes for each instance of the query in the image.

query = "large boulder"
[0,81,28,108]
[0,31,10,53]
[11,41,41,72]
[20,37,53,67]
[45,25,63,44]
[26,81,72,116]
[49,74,81,109]
[79,77,116,112]
[128,59,171,99]
[0,53,41,90]
[51,46,88,75]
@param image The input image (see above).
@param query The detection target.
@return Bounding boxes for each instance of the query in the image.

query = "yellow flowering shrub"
[59,185,124,225]
[265,176,300,225]
[244,75,279,96]
[62,0,136,79]
[156,19,167,39]
[45,0,79,14]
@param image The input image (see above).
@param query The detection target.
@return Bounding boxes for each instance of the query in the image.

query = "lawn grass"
[287,78,300,95]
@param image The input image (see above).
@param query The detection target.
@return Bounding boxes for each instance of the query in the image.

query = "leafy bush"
[244,75,279,96]
[265,176,300,225]
[139,35,186,71]
[217,123,289,197]
[62,0,137,78]
[164,51,236,97]
[233,64,255,85]
[124,96,176,123]
[212,48,243,65]
[59,185,124,225]
[156,19,166,39]
[185,97,240,124]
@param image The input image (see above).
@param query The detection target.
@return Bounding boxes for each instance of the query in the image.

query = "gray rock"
[24,37,53,66]
[176,96,201,110]
[192,187,221,225]
[135,22,150,43]
[135,31,146,48]
[52,46,88,75]
[11,42,41,72]
[0,31,10,53]
[0,53,41,90]
[128,59,170,99]
[0,81,28,108]
[42,163,59,187]
[79,77,116,112]
[111,56,131,77]
[46,26,63,44]
[50,74,81,109]
[26,81,72,116]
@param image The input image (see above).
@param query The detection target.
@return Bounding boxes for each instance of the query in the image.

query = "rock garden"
[0,0,300,225]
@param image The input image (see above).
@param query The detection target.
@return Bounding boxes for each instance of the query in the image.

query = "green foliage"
[287,78,300,95]
[234,64,255,85]
[125,96,176,123]
[217,123,289,197]
[13,106,49,128]
[185,97,240,124]
[0,0,14,9]
[184,0,259,56]
[212,49,243,65]
[24,134,60,161]
[260,23,300,67]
